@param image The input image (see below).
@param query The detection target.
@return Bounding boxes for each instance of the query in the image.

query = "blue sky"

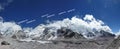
[0,0,120,32]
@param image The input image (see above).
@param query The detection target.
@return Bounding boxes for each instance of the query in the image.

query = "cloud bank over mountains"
[0,14,115,40]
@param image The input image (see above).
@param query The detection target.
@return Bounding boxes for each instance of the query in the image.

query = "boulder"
[1,41,10,45]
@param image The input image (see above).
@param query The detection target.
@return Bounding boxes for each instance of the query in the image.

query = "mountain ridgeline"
[0,27,115,41]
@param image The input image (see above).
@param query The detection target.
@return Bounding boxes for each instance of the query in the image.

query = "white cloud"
[28,14,112,40]
[84,14,95,21]
[0,0,13,12]
[0,21,22,37]
[58,11,66,15]
[67,9,75,13]
[7,0,13,3]
[0,5,4,11]
[41,14,49,18]
[18,19,28,24]
[26,19,36,24]
[47,14,55,18]
[46,20,51,23]
[0,16,22,37]
[0,16,3,22]
[114,29,120,38]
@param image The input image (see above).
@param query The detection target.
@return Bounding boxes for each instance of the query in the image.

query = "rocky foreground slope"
[0,36,118,49]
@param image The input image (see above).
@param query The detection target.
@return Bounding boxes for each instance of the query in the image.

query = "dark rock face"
[31,27,85,41]
[86,32,95,38]
[57,27,74,38]
[1,41,10,45]
[0,32,3,38]
[11,30,27,39]
[57,27,84,39]
[99,30,115,37]
[60,28,75,38]
[43,28,50,35]
[74,32,84,39]
[11,34,17,39]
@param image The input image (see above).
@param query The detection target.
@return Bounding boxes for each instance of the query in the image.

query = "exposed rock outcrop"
[11,30,27,39]
[1,41,10,45]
